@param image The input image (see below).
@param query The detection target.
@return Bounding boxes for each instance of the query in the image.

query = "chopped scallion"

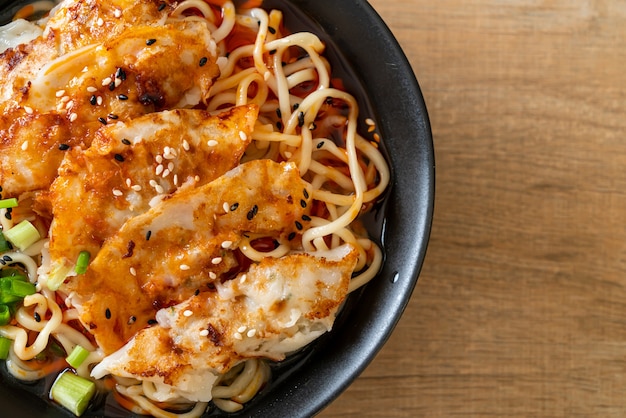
[0,198,18,209]
[0,232,12,253]
[0,336,11,360]
[50,371,96,417]
[0,278,23,304]
[66,345,90,369]
[3,220,40,251]
[5,278,35,298]
[0,304,11,325]
[74,251,91,275]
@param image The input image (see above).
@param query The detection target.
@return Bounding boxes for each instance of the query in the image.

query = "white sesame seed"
[211,257,222,265]
[194,175,200,182]
[102,77,112,86]
[60,95,70,103]
[131,184,142,191]
[112,188,123,196]
[87,86,98,93]
[24,106,33,114]
[125,178,132,187]
[149,179,158,187]
[222,202,229,213]
[97,17,104,26]
[162,169,170,178]
[199,329,209,337]
[155,164,164,175]
[209,272,217,279]
[21,141,28,151]
[114,9,122,18]
[182,140,190,151]
[115,78,122,87]
[237,325,247,333]
[221,240,233,249]
[207,140,218,147]
[284,151,292,158]
[173,174,179,186]
[155,155,163,164]
[167,162,174,171]
[180,264,190,270]
[234,332,243,340]
[130,267,136,276]
[155,184,164,194]
[246,329,256,338]
[183,310,193,317]
[69,113,78,122]
[97,96,103,105]
[365,118,375,126]
[240,273,247,283]
[65,100,74,109]
[163,146,171,155]
[82,66,89,73]
[239,131,247,141]
[55,89,66,97]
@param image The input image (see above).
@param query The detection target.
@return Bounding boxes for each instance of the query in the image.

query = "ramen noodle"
[0,0,390,416]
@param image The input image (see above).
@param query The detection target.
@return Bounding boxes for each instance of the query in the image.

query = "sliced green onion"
[0,278,23,304]
[50,371,96,417]
[0,198,18,209]
[66,345,90,369]
[0,268,26,279]
[74,251,91,275]
[0,336,11,360]
[0,232,12,253]
[3,220,41,251]
[0,304,11,325]
[5,278,36,298]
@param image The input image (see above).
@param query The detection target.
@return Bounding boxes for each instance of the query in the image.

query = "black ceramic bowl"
[0,0,434,416]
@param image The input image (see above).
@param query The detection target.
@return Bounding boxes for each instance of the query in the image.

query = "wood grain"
[321,1,626,416]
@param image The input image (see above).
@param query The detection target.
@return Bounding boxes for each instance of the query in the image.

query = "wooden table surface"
[321,0,626,416]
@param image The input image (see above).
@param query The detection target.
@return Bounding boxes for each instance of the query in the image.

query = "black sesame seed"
[298,111,305,127]
[300,199,307,208]
[287,232,296,241]
[303,188,309,199]
[158,1,166,11]
[268,26,276,34]
[146,38,157,46]
[194,289,200,296]
[121,138,131,145]
[89,95,97,105]
[247,205,258,221]
[3,255,12,262]
[0,259,5,266]
[105,308,111,319]
[199,57,208,67]
[115,67,126,80]
[0,186,4,192]
[98,117,107,125]
[118,94,128,101]
[302,214,311,221]
[325,96,333,105]
[276,121,283,131]
[108,81,116,91]
[269,49,277,55]
[295,221,303,230]
[148,319,157,325]
[276,108,282,118]
[146,230,152,241]
[108,113,119,120]
[114,153,125,162]
[230,203,239,211]
[127,315,136,325]
[292,103,299,111]
[316,141,325,149]
[58,143,70,151]
[34,312,41,322]
[309,122,317,130]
